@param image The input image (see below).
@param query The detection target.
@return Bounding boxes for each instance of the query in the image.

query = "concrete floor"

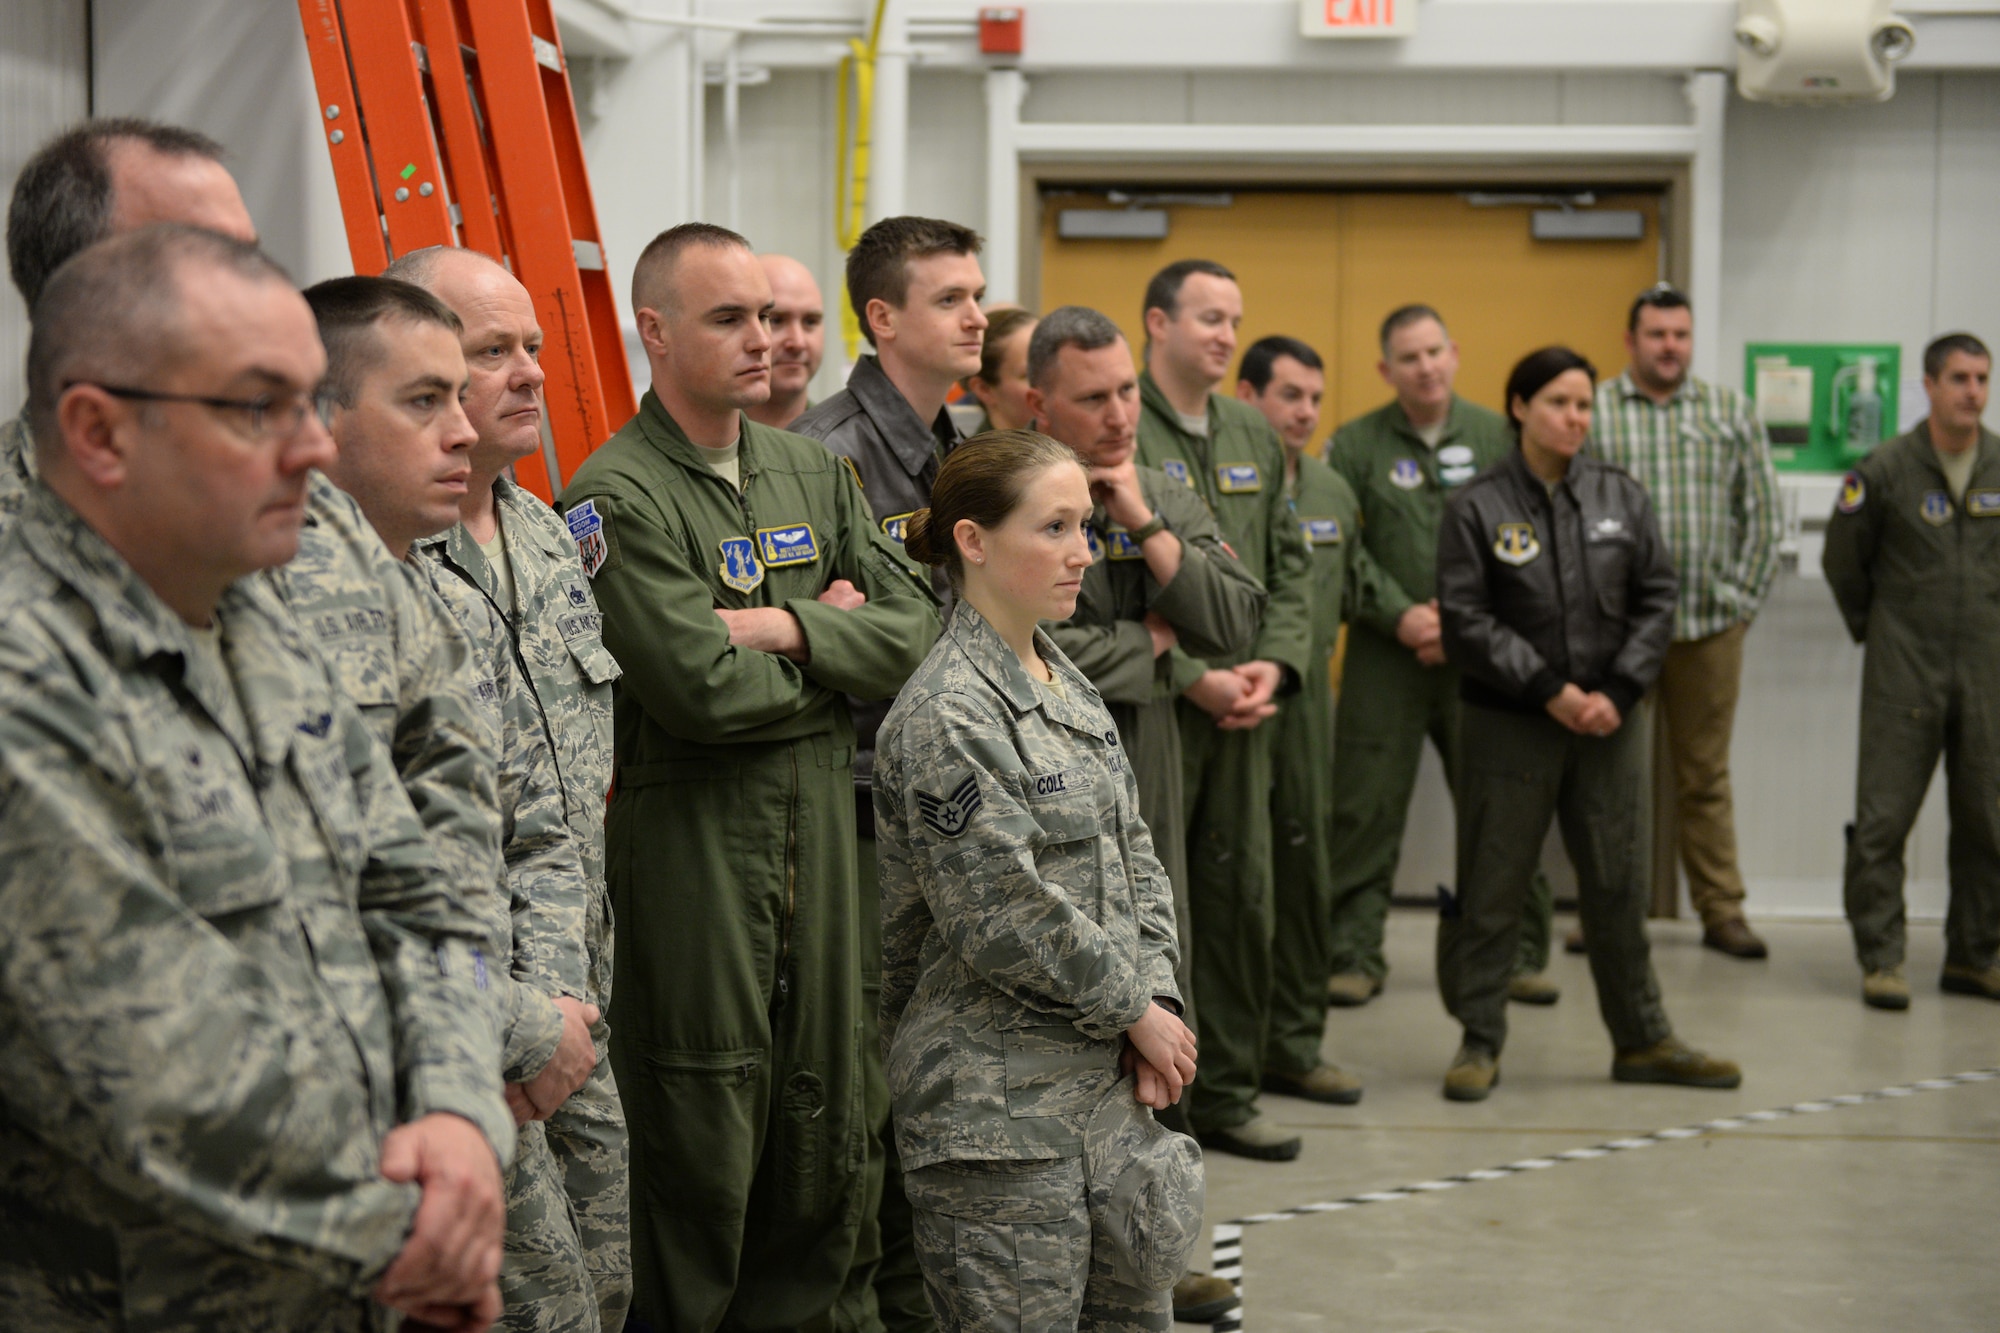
[1204,911,2000,1332]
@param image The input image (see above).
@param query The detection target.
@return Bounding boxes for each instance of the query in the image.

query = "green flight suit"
[1134,373,1313,1133]
[1264,453,1363,1078]
[1824,424,2000,975]
[1324,397,1552,981]
[560,394,939,1333]
[1045,467,1270,1035]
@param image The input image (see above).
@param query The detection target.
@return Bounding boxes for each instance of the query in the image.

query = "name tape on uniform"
[757,523,821,566]
[1216,464,1262,494]
[1301,517,1344,546]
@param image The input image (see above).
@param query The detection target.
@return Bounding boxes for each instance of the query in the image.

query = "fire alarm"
[979,7,1023,56]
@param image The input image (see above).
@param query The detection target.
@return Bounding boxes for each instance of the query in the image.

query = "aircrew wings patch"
[916,774,982,838]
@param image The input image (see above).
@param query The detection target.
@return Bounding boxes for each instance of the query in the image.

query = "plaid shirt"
[1588,372,1782,641]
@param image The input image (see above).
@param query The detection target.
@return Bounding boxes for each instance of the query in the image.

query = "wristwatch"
[1127,512,1168,544]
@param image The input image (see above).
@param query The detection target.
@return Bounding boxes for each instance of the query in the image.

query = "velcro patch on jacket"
[757,524,821,566]
[567,499,611,577]
[1216,463,1262,493]
[916,774,982,838]
[1301,517,1344,545]
[1966,489,2000,517]
[1920,491,1954,526]
[1162,459,1192,488]
[718,536,764,592]
[880,511,915,544]
[1837,471,1866,514]
[1493,521,1542,566]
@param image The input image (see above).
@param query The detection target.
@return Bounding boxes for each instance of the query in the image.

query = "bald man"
[386,244,632,1333]
[3,118,256,526]
[748,253,827,429]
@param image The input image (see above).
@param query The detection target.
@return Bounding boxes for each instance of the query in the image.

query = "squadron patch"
[1837,471,1866,514]
[916,774,982,838]
[1301,517,1344,546]
[1493,521,1542,566]
[1084,525,1104,562]
[1921,491,1954,527]
[1162,458,1192,487]
[567,499,610,577]
[1216,463,1262,494]
[718,536,764,592]
[1102,528,1144,560]
[1390,458,1424,490]
[1966,489,2000,517]
[757,523,821,566]
[880,511,915,545]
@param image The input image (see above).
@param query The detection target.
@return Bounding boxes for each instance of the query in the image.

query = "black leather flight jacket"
[1436,448,1677,718]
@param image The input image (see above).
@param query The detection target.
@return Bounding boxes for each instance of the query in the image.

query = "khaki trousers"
[1655,621,1752,926]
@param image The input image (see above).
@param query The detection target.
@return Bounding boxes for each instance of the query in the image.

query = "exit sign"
[1301,0,1417,38]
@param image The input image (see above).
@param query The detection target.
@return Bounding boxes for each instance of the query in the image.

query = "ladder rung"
[532,35,562,72]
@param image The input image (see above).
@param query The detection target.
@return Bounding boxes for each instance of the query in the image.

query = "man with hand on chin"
[388,244,632,1333]
[304,274,607,1332]
[746,252,827,428]
[1133,259,1313,1163]
[560,222,938,1333]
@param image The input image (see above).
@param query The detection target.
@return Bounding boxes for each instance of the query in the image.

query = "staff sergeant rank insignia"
[1216,463,1262,494]
[568,499,610,577]
[1302,517,1343,546]
[916,774,982,838]
[881,512,915,545]
[718,536,764,592]
[1920,491,1954,526]
[1162,458,1192,487]
[1493,521,1541,566]
[757,523,821,566]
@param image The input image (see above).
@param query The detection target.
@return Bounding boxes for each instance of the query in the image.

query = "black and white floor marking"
[1203,1066,2000,1332]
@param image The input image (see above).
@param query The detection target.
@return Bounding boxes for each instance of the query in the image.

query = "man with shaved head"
[747,252,826,428]
[2,117,255,527]
[0,223,512,1331]
[559,221,938,1332]
[387,243,632,1333]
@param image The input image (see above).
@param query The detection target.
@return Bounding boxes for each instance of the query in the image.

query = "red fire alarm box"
[979,7,1023,55]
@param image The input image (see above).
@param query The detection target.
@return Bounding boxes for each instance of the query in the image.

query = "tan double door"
[1037,189,1663,441]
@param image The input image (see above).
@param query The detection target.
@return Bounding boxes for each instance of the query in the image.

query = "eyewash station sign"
[1301,0,1417,38]
[1745,342,1901,472]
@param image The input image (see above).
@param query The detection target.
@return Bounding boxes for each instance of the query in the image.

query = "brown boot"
[1325,971,1383,1007]
[1196,1112,1303,1162]
[1507,971,1561,1005]
[1612,1036,1741,1089]
[1172,1271,1240,1323]
[1442,1045,1499,1102]
[1940,963,2000,1000]
[1702,917,1768,959]
[1263,1062,1364,1105]
[1862,967,1910,1010]
[1562,925,1587,955]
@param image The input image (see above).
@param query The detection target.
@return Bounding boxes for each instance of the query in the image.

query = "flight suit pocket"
[627,1045,764,1215]
[1004,1025,1110,1118]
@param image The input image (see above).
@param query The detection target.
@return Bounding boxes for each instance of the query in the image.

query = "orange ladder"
[296,0,635,498]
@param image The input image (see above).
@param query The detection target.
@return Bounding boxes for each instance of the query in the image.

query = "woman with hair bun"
[876,429,1204,1331]
[1432,347,1742,1103]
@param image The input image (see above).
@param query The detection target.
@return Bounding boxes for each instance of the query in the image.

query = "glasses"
[74,382,339,441]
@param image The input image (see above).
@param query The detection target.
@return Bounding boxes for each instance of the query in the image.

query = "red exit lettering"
[1325,0,1394,25]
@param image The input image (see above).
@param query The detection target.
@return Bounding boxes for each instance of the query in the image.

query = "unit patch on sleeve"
[718,536,765,592]
[916,773,982,838]
[1102,528,1144,560]
[1390,458,1424,490]
[567,499,611,577]
[1162,458,1192,488]
[1837,471,1867,514]
[1216,463,1262,494]
[1965,489,2000,517]
[1493,521,1542,566]
[1920,491,1954,527]
[881,511,916,545]
[1302,517,1344,546]
[756,523,821,566]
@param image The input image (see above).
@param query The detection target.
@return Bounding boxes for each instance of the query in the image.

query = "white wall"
[0,2,89,414]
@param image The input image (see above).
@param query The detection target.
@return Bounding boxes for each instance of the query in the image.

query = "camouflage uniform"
[417,475,629,1333]
[0,412,40,534]
[876,600,1185,1332]
[0,483,513,1330]
[413,533,603,1331]
[1045,467,1268,1031]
